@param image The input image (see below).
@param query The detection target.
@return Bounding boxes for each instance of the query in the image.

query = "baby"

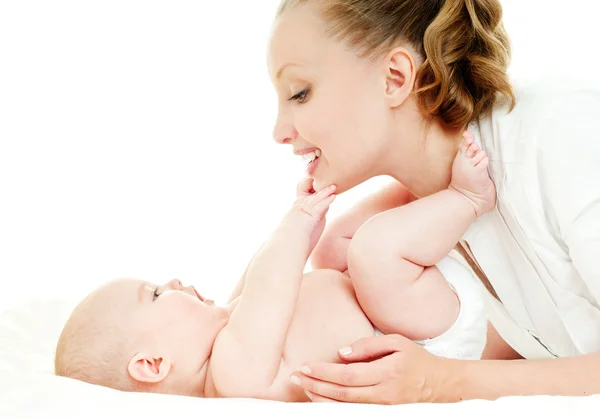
[55,132,493,402]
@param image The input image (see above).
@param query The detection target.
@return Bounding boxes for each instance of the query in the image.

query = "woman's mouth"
[301,148,321,163]
[296,148,321,175]
[306,154,320,176]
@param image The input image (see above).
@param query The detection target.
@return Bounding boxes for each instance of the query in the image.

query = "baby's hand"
[292,177,336,222]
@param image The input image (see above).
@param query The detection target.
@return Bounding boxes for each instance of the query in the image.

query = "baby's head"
[55,278,229,397]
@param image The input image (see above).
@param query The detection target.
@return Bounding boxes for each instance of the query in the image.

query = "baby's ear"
[127,353,172,384]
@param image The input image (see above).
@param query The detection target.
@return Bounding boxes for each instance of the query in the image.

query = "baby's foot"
[449,131,496,217]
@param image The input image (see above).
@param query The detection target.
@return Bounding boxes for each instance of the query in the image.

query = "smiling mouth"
[193,287,214,305]
[301,149,321,166]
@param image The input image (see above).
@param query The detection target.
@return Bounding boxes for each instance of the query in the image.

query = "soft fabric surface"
[1,299,599,419]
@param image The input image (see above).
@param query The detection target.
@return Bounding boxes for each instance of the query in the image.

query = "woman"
[267,0,600,404]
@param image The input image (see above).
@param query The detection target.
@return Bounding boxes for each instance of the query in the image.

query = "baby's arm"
[212,179,336,397]
[226,242,265,304]
[348,133,494,340]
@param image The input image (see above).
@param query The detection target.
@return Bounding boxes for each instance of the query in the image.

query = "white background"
[1,0,599,313]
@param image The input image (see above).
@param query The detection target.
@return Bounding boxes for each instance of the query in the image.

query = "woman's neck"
[384,111,464,198]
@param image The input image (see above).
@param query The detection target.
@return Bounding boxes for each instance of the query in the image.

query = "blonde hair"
[54,293,135,391]
[277,0,515,128]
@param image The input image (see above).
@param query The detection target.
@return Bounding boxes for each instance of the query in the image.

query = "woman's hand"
[291,334,461,404]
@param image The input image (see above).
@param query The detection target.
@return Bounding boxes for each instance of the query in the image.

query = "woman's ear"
[382,46,418,108]
[127,353,172,384]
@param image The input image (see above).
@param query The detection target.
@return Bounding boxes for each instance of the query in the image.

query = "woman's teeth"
[302,149,321,164]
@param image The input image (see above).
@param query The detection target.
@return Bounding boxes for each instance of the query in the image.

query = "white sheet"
[1,299,599,419]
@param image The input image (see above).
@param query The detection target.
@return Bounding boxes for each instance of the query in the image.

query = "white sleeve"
[536,91,600,300]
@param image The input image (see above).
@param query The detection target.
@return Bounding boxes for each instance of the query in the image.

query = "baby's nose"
[166,278,183,290]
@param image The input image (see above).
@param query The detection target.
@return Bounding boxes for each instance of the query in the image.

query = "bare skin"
[346,132,494,341]
[265,1,595,405]
[78,133,496,402]
[206,133,495,401]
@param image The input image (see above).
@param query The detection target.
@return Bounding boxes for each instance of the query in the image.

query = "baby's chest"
[266,273,375,401]
[282,272,374,367]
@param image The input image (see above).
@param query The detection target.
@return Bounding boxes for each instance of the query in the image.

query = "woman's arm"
[290,334,600,404]
[536,93,600,306]
[310,180,416,272]
[452,353,600,401]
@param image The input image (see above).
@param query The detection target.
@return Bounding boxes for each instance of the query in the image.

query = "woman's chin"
[313,177,349,195]
[311,178,326,192]
[312,177,335,193]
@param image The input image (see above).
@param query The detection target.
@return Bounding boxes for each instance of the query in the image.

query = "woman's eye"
[288,88,309,104]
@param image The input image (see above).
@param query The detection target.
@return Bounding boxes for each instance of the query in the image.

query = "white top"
[464,78,600,359]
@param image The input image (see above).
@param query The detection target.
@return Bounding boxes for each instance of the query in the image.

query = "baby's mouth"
[193,287,214,305]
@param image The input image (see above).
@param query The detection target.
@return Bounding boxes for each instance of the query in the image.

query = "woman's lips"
[306,155,320,176]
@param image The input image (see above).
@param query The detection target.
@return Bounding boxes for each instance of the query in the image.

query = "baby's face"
[96,278,229,381]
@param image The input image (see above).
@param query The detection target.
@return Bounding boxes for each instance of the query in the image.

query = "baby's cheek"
[183,297,208,317]
[177,296,199,311]
[163,295,200,319]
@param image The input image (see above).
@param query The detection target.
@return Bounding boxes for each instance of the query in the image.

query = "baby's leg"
[348,132,495,341]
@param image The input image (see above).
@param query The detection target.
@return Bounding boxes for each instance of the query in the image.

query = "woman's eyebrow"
[276,62,302,82]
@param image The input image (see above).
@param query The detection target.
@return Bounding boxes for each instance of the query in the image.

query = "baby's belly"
[269,269,376,402]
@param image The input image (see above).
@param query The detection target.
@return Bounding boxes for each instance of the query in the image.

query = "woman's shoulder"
[514,78,600,153]
[473,76,600,209]
[483,77,600,215]
[505,77,600,123]
[478,77,600,157]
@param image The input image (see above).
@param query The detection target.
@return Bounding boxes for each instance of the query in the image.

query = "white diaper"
[374,255,487,360]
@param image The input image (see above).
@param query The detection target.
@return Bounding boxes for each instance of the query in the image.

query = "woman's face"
[267,4,395,193]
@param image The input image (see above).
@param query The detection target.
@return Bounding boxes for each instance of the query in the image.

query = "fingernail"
[339,346,352,356]
[300,365,311,375]
[290,375,301,386]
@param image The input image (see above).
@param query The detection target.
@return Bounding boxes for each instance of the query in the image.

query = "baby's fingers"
[297,177,315,196]
[311,193,336,220]
[307,184,336,205]
[304,184,336,211]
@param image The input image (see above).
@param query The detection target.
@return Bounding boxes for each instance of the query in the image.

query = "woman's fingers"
[294,360,384,387]
[336,334,407,362]
[291,370,378,403]
[294,336,449,404]
[304,391,338,403]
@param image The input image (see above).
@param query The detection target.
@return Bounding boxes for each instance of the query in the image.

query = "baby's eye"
[153,287,161,301]
[288,88,310,104]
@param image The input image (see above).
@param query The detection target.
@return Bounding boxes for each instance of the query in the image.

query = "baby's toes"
[463,130,476,142]
[474,152,489,168]
[466,142,480,158]
[460,131,474,152]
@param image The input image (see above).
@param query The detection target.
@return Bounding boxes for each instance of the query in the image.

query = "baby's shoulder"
[208,328,253,397]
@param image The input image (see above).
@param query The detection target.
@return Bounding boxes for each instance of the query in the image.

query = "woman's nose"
[273,116,297,145]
